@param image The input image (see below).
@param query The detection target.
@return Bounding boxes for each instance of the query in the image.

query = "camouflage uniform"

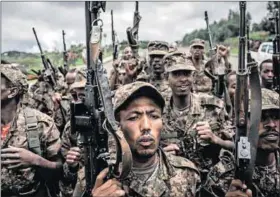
[29,69,67,117]
[113,81,201,197]
[187,39,213,94]
[59,70,87,197]
[202,89,280,197]
[122,149,200,197]
[146,42,172,101]
[1,65,61,197]
[161,58,234,183]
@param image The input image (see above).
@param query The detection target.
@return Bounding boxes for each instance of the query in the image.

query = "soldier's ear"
[8,87,19,99]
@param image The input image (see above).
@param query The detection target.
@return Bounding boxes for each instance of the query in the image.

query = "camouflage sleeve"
[217,107,235,140]
[109,69,118,91]
[60,121,75,159]
[37,112,61,160]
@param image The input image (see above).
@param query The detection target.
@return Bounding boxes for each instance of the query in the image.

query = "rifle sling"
[248,62,262,181]
[96,62,132,180]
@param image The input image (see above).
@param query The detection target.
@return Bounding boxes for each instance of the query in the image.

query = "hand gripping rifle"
[126,1,142,58]
[70,2,132,196]
[269,3,280,94]
[111,10,119,61]
[32,27,57,87]
[58,30,69,76]
[234,1,262,190]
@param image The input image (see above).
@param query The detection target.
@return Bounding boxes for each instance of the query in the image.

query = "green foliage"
[182,10,252,46]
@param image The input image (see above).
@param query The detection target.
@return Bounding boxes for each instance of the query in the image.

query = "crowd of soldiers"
[1,22,280,197]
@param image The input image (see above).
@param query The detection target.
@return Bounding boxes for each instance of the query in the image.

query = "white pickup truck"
[255,42,273,63]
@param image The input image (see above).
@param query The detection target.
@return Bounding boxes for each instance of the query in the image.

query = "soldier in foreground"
[1,65,62,197]
[203,89,280,197]
[161,57,234,183]
[91,81,201,197]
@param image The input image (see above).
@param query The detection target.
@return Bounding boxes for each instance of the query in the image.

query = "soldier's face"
[66,73,76,86]
[1,76,10,102]
[71,87,85,102]
[150,56,164,74]
[123,47,132,60]
[228,74,236,104]
[119,97,162,159]
[191,46,204,59]
[168,70,193,96]
[261,62,274,86]
[257,110,279,151]
[1,76,17,104]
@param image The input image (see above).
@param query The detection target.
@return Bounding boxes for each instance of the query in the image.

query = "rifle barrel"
[32,27,43,54]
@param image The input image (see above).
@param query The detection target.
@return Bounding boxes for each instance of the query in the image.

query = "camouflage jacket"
[202,150,280,197]
[161,93,234,177]
[53,96,71,134]
[59,121,85,197]
[186,57,212,94]
[29,81,55,117]
[122,149,200,197]
[149,78,172,102]
[1,105,61,195]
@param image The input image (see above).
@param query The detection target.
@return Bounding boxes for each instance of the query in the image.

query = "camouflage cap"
[249,88,279,112]
[0,64,28,94]
[148,41,169,54]
[190,38,205,48]
[114,81,165,117]
[70,69,86,90]
[166,57,196,73]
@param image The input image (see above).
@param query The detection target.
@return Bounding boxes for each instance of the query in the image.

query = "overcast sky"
[2,1,268,53]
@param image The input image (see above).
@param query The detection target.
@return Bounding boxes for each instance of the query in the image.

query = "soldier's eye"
[128,115,138,121]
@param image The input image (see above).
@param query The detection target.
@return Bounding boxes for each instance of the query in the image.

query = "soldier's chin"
[135,149,157,159]
[258,143,279,152]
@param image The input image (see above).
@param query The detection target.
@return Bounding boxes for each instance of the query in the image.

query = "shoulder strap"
[23,107,42,156]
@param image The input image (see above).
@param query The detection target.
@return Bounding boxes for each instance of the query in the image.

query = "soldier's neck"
[152,73,163,81]
[192,57,203,70]
[132,153,158,169]
[255,149,276,166]
[1,99,18,125]
[172,93,191,110]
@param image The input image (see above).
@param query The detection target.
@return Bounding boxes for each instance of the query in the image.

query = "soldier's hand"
[217,45,230,58]
[113,60,120,70]
[66,147,81,168]
[195,121,218,144]
[1,146,39,169]
[225,179,252,197]
[52,92,62,110]
[92,168,125,197]
[163,144,180,155]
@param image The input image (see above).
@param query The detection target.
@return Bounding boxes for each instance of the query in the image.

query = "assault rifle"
[58,30,69,76]
[126,1,141,58]
[70,2,132,197]
[234,1,261,191]
[111,10,119,61]
[32,27,57,87]
[269,4,280,94]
